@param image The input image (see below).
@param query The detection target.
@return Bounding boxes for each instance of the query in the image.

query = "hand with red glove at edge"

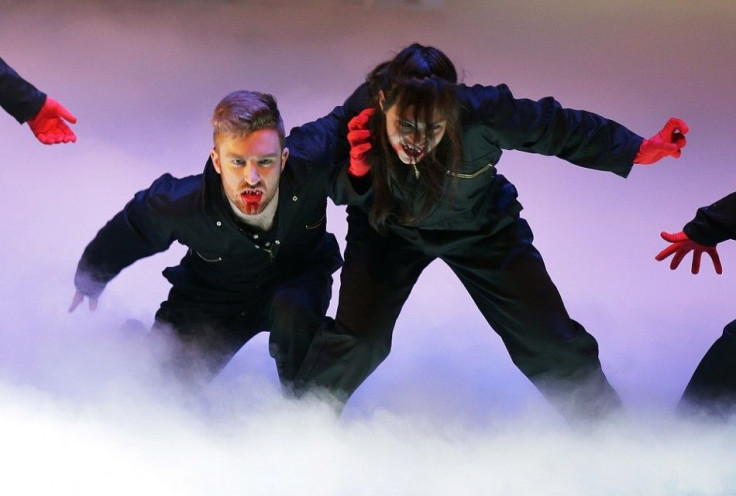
[655,231,723,274]
[347,108,376,177]
[26,96,77,145]
[634,117,689,165]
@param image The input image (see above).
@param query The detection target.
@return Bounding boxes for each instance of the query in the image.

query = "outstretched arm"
[0,56,46,123]
[0,56,77,144]
[457,83,687,177]
[70,176,179,312]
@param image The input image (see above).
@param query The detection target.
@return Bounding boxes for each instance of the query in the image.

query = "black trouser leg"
[295,212,430,404]
[264,269,334,388]
[151,290,260,389]
[443,219,621,422]
[298,214,621,422]
[678,319,736,418]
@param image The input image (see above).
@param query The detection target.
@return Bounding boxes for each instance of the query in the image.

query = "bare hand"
[69,290,98,312]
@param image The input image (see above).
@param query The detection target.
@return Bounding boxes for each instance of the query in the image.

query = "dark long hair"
[365,43,462,231]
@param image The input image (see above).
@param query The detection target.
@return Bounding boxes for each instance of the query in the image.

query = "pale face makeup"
[382,99,447,166]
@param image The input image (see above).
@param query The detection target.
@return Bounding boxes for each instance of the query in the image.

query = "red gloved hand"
[655,231,722,274]
[27,97,77,145]
[634,117,689,165]
[347,108,376,177]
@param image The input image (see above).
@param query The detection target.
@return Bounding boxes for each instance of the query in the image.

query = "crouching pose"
[295,43,688,423]
[71,90,345,388]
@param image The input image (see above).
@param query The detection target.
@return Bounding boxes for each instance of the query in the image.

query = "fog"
[1,0,735,493]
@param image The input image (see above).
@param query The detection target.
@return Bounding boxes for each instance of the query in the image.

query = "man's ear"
[281,147,289,171]
[378,90,385,112]
[210,147,222,174]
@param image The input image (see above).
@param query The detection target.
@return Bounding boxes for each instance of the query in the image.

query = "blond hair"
[211,90,285,147]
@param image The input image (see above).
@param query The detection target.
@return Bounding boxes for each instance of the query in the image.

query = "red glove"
[26,97,77,145]
[347,108,376,178]
[633,117,688,165]
[655,231,722,274]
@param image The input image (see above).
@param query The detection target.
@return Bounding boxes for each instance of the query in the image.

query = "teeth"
[402,143,423,157]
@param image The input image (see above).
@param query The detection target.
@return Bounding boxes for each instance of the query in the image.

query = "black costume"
[295,83,644,421]
[678,192,736,416]
[74,110,348,385]
[0,56,46,123]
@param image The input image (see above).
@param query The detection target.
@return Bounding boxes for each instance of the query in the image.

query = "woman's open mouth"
[402,142,424,159]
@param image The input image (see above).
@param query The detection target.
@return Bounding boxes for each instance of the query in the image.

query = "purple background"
[0,1,734,493]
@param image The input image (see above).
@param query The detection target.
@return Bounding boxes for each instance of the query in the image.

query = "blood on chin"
[244,201,261,215]
[398,152,425,165]
[241,193,262,215]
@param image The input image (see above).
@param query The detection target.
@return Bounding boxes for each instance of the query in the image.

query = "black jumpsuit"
[296,82,644,422]
[74,108,348,386]
[678,192,736,416]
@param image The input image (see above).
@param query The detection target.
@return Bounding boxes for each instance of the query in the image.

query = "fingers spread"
[691,251,702,274]
[706,248,723,275]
